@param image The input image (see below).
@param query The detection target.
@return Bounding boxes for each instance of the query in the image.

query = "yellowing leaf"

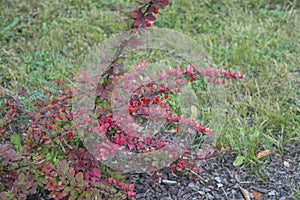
[190,105,198,120]
[255,149,275,160]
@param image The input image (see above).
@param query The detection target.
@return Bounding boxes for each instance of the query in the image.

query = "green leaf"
[233,155,245,167]
[62,186,73,196]
[151,161,159,167]
[2,17,19,33]
[11,133,22,151]
[41,147,49,155]
[45,152,52,161]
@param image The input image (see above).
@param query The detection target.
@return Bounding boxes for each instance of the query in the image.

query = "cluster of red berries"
[145,8,159,27]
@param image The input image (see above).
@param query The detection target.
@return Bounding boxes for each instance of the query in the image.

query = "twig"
[161,179,177,185]
[185,168,208,183]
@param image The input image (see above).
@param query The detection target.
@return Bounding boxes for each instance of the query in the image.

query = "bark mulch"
[127,142,300,200]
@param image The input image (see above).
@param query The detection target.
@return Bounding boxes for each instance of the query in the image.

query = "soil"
[127,142,300,200]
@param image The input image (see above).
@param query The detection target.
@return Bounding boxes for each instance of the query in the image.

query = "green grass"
[1,0,299,181]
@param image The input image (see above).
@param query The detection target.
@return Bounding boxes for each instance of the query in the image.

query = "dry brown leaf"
[253,191,263,200]
[240,187,250,200]
[284,161,290,168]
[255,149,275,160]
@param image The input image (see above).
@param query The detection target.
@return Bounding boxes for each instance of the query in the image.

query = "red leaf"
[92,168,101,178]
[128,184,134,191]
[35,112,41,121]
[130,11,141,19]
[145,14,156,22]
[133,18,142,26]
[36,99,43,106]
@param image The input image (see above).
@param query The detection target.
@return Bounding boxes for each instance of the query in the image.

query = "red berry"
[146,21,151,27]
[192,75,197,81]
[1,129,6,133]
[51,119,55,124]
[58,115,63,120]
[61,108,66,113]
[222,79,225,84]
[164,94,169,99]
[172,167,177,173]
[65,152,69,156]
[129,101,136,108]
[193,178,198,183]
[5,101,9,106]
[159,88,166,93]
[11,105,14,109]
[42,138,47,143]
[153,8,159,14]
[66,136,70,141]
[184,150,190,155]
[105,116,111,121]
[48,125,53,129]
[69,132,75,138]
[155,96,160,102]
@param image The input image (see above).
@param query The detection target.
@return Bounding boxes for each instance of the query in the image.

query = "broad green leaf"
[62,186,73,196]
[45,152,52,161]
[233,155,245,167]
[11,133,22,151]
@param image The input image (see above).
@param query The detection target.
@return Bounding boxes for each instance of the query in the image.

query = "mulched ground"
[127,142,300,200]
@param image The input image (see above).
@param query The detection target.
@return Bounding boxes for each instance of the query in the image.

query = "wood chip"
[252,191,263,200]
[240,187,250,200]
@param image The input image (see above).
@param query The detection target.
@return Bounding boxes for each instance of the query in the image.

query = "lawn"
[1,0,299,199]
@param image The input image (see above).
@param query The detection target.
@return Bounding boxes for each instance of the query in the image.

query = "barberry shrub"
[0,0,245,199]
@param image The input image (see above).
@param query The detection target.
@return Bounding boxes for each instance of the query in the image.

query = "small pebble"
[214,176,222,183]
[268,190,276,196]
